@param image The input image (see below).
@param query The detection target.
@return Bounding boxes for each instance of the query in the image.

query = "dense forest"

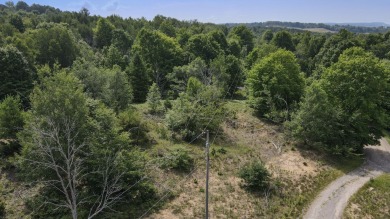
[0,1,390,218]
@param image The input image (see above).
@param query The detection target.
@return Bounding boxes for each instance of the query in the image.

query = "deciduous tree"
[247,49,304,122]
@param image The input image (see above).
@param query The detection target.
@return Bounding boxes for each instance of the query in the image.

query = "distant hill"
[326,22,390,27]
[225,21,390,33]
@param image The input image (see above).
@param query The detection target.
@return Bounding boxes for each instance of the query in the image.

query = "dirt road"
[304,138,390,219]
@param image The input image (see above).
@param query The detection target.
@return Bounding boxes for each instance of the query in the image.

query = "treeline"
[0,1,390,218]
[227,21,390,33]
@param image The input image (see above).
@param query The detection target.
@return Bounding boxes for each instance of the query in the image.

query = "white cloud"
[103,1,119,12]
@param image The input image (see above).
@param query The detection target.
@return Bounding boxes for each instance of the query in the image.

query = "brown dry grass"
[146,100,332,219]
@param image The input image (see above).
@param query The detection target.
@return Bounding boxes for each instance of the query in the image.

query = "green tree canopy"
[0,103,24,156]
[0,95,24,152]
[322,47,389,151]
[132,28,184,92]
[126,52,149,103]
[247,49,304,122]
[229,25,254,52]
[166,57,209,98]
[111,28,133,54]
[31,23,78,67]
[314,29,360,67]
[289,47,390,154]
[94,18,115,49]
[166,83,224,141]
[19,71,152,218]
[272,30,295,51]
[186,33,222,64]
[9,14,25,32]
[0,46,33,102]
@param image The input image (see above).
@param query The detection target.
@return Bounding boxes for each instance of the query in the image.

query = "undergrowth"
[344,174,390,219]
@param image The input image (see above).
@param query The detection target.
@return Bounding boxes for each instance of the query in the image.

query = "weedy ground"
[344,174,390,219]
[140,100,362,219]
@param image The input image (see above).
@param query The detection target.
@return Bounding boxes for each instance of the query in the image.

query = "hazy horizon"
[7,0,390,24]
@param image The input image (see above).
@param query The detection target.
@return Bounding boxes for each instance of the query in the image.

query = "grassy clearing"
[344,174,390,219]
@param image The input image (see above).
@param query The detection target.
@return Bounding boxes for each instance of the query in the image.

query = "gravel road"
[303,138,390,219]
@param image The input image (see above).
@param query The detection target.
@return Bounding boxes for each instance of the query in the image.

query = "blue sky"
[13,0,390,24]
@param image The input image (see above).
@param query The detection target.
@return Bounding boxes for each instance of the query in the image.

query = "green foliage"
[239,160,270,191]
[19,71,154,218]
[166,57,208,98]
[9,14,25,32]
[286,82,342,150]
[103,44,127,70]
[104,66,133,113]
[321,47,388,152]
[32,23,78,67]
[186,33,222,63]
[73,60,133,112]
[314,29,360,67]
[111,29,133,54]
[245,44,278,69]
[295,32,326,74]
[166,84,224,141]
[247,49,304,122]
[159,20,176,37]
[262,30,274,42]
[161,148,194,172]
[186,77,203,97]
[73,59,108,99]
[224,55,244,96]
[0,96,23,157]
[0,46,33,102]
[146,83,161,113]
[272,30,295,51]
[229,25,255,52]
[15,1,29,11]
[126,53,149,103]
[94,18,115,48]
[290,47,389,154]
[118,107,149,146]
[209,55,244,97]
[133,28,184,92]
[209,30,228,53]
[0,200,5,218]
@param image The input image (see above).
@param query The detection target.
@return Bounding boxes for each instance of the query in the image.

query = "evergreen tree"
[146,83,161,113]
[126,53,149,103]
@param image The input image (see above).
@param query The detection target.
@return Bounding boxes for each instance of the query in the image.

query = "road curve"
[303,138,390,219]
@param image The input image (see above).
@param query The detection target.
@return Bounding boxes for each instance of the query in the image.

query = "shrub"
[0,200,5,218]
[0,139,20,157]
[161,149,194,172]
[146,83,161,114]
[118,107,148,145]
[239,160,270,191]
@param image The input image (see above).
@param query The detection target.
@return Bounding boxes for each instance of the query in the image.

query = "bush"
[0,139,21,157]
[166,84,224,141]
[0,95,23,157]
[118,108,148,145]
[0,200,5,218]
[239,160,270,191]
[146,83,161,114]
[161,149,194,173]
